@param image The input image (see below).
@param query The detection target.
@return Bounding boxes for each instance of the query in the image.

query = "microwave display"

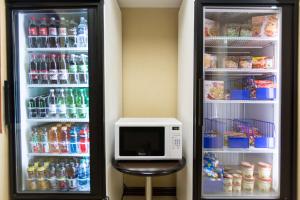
[119,127,165,156]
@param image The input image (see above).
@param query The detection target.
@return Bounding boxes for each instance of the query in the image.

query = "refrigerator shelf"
[27,118,89,122]
[27,47,88,52]
[202,190,279,199]
[203,147,275,154]
[204,100,277,104]
[205,37,277,48]
[28,153,89,157]
[27,84,89,88]
[204,68,277,74]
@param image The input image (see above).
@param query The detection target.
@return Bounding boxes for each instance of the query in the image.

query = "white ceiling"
[117,0,182,8]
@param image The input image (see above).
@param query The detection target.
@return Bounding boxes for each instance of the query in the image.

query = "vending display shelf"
[28,153,89,157]
[27,84,89,88]
[204,68,278,74]
[203,147,275,154]
[27,47,88,52]
[202,190,279,199]
[205,37,277,48]
[27,118,89,123]
[204,100,277,104]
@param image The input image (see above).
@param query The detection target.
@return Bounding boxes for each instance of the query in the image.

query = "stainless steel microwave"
[114,118,182,160]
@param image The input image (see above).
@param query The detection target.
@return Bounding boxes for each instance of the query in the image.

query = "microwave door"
[119,127,165,157]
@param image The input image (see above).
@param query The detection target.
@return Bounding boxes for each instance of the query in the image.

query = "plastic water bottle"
[77,17,88,47]
[78,159,88,190]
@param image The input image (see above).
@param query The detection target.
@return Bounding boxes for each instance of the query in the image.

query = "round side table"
[112,158,186,200]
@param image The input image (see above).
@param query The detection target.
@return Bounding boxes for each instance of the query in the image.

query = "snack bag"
[205,18,219,37]
[252,15,278,37]
[223,56,239,68]
[204,81,224,100]
[239,56,252,68]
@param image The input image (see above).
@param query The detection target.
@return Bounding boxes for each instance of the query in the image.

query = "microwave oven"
[115,118,182,160]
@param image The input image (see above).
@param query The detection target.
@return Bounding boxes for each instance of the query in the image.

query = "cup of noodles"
[257,177,272,192]
[257,162,272,179]
[241,161,254,178]
[224,174,233,193]
[232,174,242,193]
[242,177,255,193]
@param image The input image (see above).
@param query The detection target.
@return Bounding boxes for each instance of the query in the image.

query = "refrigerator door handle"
[4,80,11,125]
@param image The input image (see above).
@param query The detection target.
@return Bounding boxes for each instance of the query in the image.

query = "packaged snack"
[254,80,276,88]
[257,177,272,192]
[232,173,242,193]
[252,15,278,37]
[204,81,224,100]
[224,174,233,193]
[241,161,254,179]
[257,162,272,179]
[204,54,217,69]
[225,24,240,37]
[252,56,273,69]
[223,56,239,68]
[240,24,252,37]
[242,177,255,192]
[205,18,219,37]
[239,56,252,68]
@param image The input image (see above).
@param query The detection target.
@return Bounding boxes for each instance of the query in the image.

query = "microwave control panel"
[170,126,182,158]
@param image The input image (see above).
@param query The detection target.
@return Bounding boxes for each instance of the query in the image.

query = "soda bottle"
[56,89,67,118]
[29,54,39,84]
[56,162,67,191]
[27,98,37,118]
[76,89,88,118]
[69,126,78,153]
[48,89,57,117]
[39,54,48,84]
[28,16,38,48]
[38,17,48,48]
[68,54,78,84]
[38,96,47,118]
[77,17,88,47]
[31,128,40,153]
[78,159,88,190]
[37,162,49,190]
[66,88,76,118]
[48,17,58,48]
[39,128,49,153]
[49,54,58,84]
[77,54,88,84]
[59,126,69,153]
[58,17,68,48]
[67,162,78,190]
[79,127,89,153]
[68,20,78,47]
[48,126,59,153]
[27,162,37,191]
[47,163,58,191]
[58,54,68,84]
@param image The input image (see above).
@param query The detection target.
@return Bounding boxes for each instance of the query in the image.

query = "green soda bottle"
[66,89,77,118]
[76,89,87,118]
[56,89,67,118]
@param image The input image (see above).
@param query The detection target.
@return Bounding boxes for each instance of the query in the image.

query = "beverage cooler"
[194,0,298,199]
[4,0,106,200]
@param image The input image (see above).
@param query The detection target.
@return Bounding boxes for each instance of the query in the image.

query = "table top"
[112,157,186,177]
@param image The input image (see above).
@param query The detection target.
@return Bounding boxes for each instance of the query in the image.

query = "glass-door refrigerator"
[194,0,298,199]
[5,0,106,200]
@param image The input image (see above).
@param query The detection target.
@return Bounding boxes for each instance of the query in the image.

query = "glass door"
[13,9,91,193]
[202,7,281,198]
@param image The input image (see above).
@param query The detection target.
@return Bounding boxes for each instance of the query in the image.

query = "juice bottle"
[67,162,78,191]
[48,126,59,153]
[37,162,49,190]
[26,163,37,191]
[59,126,69,153]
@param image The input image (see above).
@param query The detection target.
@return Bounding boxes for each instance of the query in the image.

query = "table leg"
[145,176,152,200]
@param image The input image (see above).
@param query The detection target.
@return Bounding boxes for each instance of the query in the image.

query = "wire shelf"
[205,37,277,48]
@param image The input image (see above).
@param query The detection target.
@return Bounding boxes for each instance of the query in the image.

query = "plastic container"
[242,177,255,192]
[241,162,254,179]
[232,174,242,193]
[257,162,272,179]
[257,177,272,192]
[230,89,250,100]
[228,137,249,148]
[203,177,224,193]
[254,137,275,148]
[256,88,276,100]
[223,174,233,193]
[204,135,223,148]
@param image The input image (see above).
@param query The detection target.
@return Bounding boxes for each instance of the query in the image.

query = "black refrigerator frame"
[4,0,106,200]
[193,0,298,200]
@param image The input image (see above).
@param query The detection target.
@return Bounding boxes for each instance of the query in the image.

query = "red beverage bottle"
[48,17,58,48]
[28,16,38,48]
[58,17,68,48]
[39,54,48,84]
[38,17,48,48]
[49,54,58,84]
[79,127,89,153]
[29,54,39,84]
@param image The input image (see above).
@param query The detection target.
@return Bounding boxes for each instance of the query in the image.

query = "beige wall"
[122,8,179,187]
